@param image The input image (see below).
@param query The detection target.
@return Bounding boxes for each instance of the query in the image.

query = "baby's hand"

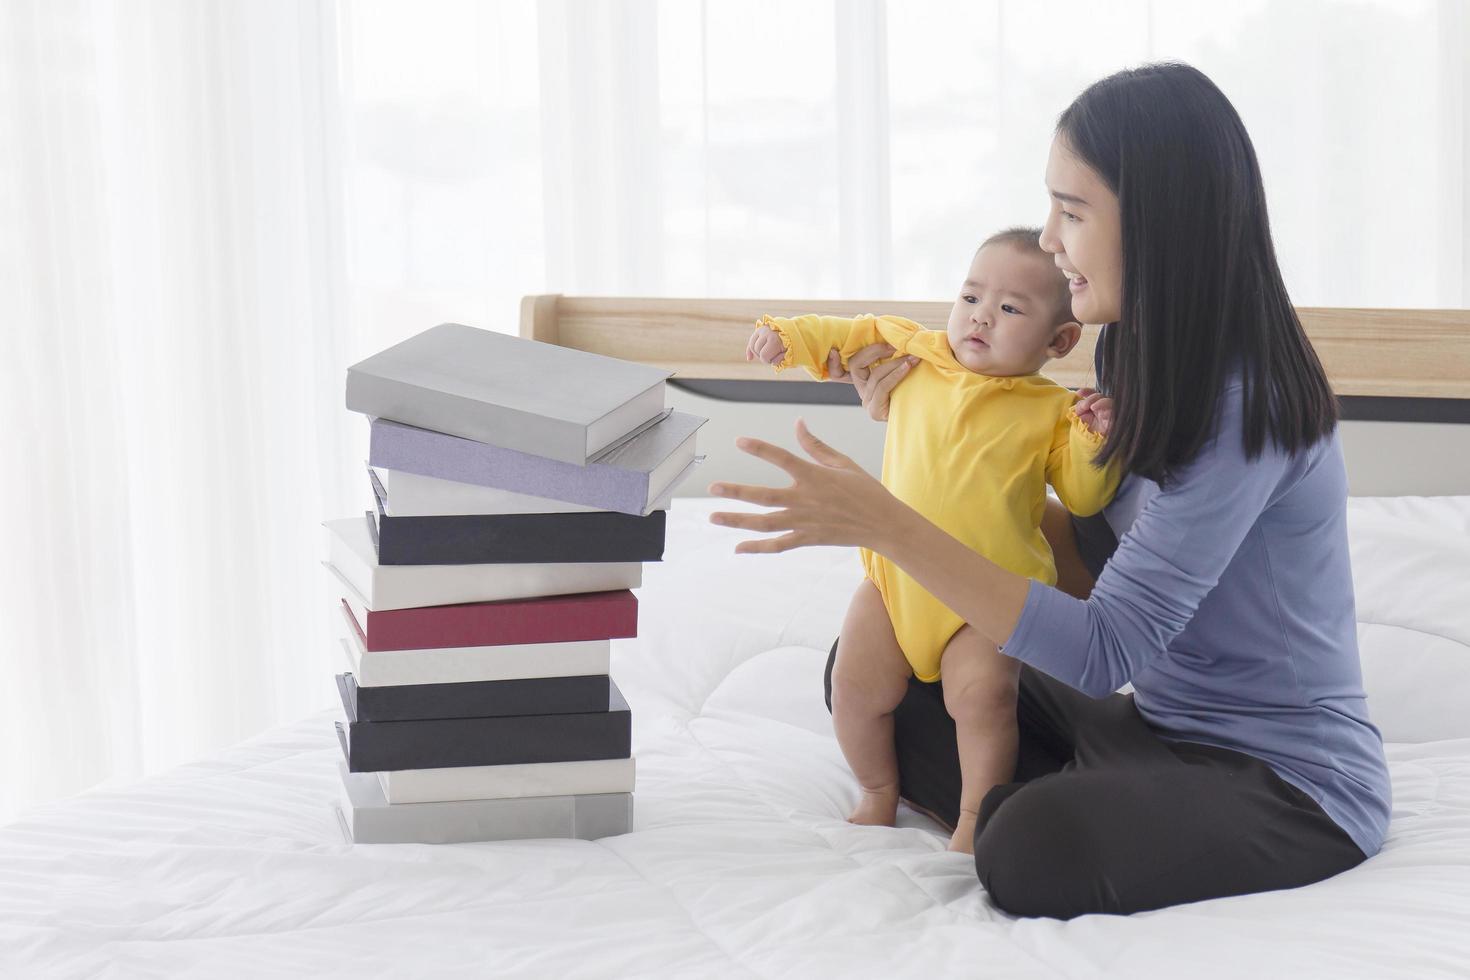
[1075,388,1114,436]
[746,324,788,366]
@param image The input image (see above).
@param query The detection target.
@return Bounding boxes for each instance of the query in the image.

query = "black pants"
[822,520,1365,919]
[823,641,1365,918]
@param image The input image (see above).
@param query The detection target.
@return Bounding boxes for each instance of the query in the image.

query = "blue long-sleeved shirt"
[1000,378,1391,857]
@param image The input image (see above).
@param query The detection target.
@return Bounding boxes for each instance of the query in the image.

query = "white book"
[376,757,637,805]
[326,562,377,638]
[323,516,642,611]
[336,764,634,844]
[375,466,679,518]
[333,608,611,688]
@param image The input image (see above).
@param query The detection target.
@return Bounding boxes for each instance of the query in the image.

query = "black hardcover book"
[367,469,667,565]
[336,678,632,772]
[336,671,612,722]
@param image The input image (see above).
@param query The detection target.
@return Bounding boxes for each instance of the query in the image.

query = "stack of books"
[324,323,706,844]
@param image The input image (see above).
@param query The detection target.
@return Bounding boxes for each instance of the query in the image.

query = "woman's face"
[1039,135,1123,325]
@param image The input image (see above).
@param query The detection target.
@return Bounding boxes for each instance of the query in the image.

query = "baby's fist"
[746,324,788,366]
[1075,388,1114,436]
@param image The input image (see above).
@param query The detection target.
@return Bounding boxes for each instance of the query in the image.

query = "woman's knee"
[972,779,1108,919]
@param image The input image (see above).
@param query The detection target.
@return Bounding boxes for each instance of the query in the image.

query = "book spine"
[370,419,649,515]
[348,638,612,688]
[367,560,642,611]
[375,510,667,565]
[382,469,606,517]
[340,707,632,772]
[339,672,612,722]
[337,768,634,844]
[377,757,636,805]
[357,591,637,652]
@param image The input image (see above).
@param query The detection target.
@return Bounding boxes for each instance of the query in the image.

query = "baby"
[745,227,1118,853]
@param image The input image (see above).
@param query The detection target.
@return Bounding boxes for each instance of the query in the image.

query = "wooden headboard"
[519,295,1470,494]
[520,295,1470,420]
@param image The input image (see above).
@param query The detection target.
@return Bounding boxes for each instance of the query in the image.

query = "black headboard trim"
[669,379,1470,424]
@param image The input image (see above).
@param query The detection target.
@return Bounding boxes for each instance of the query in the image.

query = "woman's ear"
[1048,321,1083,359]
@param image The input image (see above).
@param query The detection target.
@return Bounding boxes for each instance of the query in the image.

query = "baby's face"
[945,244,1070,376]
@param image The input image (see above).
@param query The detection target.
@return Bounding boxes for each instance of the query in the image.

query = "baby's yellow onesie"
[758,313,1120,682]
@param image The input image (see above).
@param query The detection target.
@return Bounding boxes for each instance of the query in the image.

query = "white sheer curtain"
[4,0,1465,821]
[1,0,356,820]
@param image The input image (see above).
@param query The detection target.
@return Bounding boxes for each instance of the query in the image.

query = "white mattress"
[3,496,1469,978]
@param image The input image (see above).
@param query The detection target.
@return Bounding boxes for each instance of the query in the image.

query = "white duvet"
[3,497,1469,978]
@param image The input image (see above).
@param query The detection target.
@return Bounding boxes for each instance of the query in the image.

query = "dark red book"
[342,589,638,652]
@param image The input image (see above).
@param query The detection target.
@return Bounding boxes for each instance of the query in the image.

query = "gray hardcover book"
[345,322,673,466]
[369,410,707,516]
[334,679,632,772]
[334,764,634,844]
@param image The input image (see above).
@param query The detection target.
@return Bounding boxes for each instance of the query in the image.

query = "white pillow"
[1347,497,1470,743]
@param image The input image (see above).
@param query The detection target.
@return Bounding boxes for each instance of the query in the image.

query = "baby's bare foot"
[848,785,900,827]
[947,809,979,854]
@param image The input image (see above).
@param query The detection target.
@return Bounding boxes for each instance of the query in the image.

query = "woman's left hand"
[707,419,911,554]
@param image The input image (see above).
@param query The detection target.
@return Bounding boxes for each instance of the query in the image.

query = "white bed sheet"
[3,497,1469,978]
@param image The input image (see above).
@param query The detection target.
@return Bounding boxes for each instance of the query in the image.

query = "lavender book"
[369,410,706,517]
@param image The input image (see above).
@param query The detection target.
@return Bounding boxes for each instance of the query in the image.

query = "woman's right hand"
[826,344,919,421]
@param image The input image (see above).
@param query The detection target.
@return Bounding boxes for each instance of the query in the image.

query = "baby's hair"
[980,225,1045,252]
[977,225,1074,326]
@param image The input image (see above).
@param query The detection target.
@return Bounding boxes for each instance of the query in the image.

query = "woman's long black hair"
[1059,63,1337,484]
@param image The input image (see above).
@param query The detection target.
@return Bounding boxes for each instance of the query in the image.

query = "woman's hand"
[826,344,919,422]
[708,419,913,555]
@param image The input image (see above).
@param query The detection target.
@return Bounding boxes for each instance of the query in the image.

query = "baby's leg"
[830,579,914,827]
[939,626,1022,854]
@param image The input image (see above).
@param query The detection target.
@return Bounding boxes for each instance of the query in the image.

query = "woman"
[707,63,1389,919]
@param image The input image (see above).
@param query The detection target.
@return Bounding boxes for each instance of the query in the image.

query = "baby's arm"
[745,314,919,381]
[1046,395,1122,517]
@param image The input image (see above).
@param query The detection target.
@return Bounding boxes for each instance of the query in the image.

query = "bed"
[3,300,1469,978]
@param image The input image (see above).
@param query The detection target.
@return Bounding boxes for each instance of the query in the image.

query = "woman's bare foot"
[848,785,900,826]
[947,809,979,854]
